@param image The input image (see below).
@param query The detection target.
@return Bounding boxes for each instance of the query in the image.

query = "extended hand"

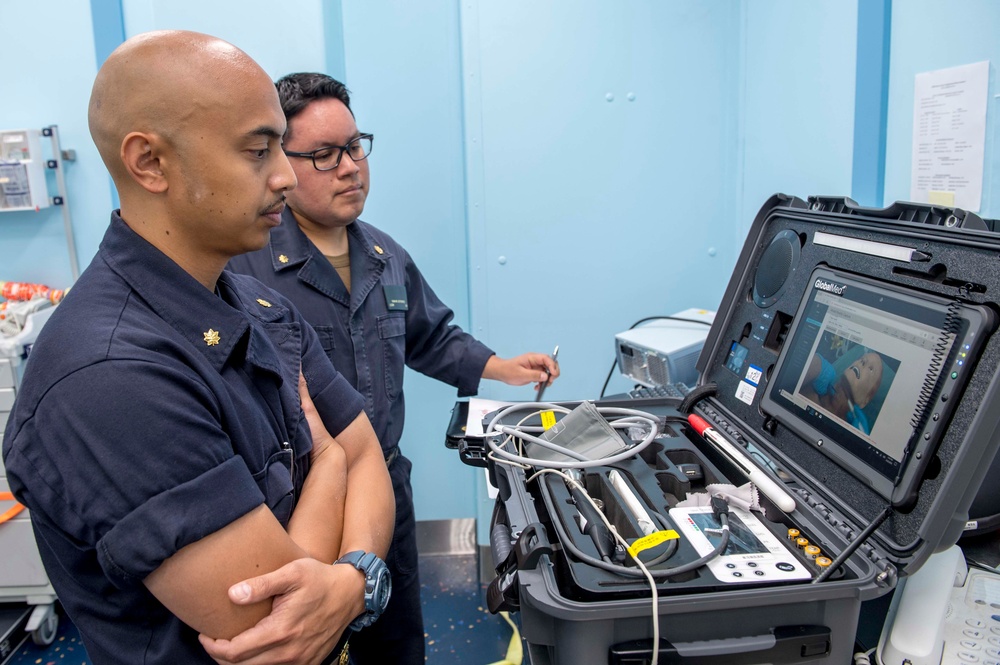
[199,558,364,664]
[483,352,560,388]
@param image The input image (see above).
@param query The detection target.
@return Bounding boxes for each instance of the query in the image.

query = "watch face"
[374,567,392,611]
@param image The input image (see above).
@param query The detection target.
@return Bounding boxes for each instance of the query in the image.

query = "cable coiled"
[910,287,966,431]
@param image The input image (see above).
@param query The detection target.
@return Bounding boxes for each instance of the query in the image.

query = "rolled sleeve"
[310,372,366,436]
[98,456,263,587]
[6,360,266,587]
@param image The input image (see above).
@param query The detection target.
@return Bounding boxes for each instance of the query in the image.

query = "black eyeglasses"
[284,133,374,171]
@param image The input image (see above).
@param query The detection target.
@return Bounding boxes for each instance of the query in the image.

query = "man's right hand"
[199,557,365,665]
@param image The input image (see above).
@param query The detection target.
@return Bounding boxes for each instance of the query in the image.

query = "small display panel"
[689,510,768,555]
[670,505,812,584]
[762,266,995,508]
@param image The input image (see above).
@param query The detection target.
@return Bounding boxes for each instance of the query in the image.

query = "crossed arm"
[144,376,394,663]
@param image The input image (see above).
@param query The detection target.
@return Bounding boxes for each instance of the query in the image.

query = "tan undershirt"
[326,253,351,293]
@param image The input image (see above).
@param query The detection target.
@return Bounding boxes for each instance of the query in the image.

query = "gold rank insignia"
[374,245,384,255]
[278,254,289,264]
[204,329,221,346]
[256,298,272,307]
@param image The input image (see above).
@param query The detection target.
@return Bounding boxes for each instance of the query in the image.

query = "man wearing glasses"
[228,72,560,664]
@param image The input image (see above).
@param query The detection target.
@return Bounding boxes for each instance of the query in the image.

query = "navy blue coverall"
[228,208,494,663]
[2,212,365,664]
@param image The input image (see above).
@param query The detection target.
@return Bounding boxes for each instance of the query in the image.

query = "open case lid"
[695,194,1000,575]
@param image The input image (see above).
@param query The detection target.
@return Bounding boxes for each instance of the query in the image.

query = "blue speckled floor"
[6,552,520,665]
[419,553,518,663]
[7,614,87,665]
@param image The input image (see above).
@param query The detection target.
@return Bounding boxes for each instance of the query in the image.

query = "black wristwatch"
[335,550,392,631]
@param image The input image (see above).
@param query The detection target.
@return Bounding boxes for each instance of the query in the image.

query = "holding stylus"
[536,345,559,401]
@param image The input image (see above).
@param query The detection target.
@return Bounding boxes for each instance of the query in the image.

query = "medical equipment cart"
[0,307,59,649]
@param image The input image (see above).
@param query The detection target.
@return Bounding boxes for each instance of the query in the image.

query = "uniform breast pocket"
[251,445,295,527]
[377,314,406,402]
[313,326,337,357]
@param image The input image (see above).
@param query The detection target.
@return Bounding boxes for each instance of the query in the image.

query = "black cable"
[812,505,893,584]
[536,475,729,579]
[677,382,718,414]
[600,316,714,398]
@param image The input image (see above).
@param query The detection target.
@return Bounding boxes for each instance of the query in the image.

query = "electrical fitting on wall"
[0,125,81,280]
[0,129,51,211]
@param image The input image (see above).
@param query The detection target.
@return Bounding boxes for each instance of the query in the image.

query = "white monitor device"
[670,505,812,584]
[615,308,715,388]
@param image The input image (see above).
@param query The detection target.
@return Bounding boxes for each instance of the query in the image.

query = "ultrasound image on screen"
[690,512,767,555]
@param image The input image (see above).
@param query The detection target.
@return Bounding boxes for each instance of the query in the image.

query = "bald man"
[2,30,393,665]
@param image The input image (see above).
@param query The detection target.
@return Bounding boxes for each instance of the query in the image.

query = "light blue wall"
[884,0,1000,219]
[0,1,110,287]
[120,0,327,79]
[739,0,859,233]
[462,1,743,406]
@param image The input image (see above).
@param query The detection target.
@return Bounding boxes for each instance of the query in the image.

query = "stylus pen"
[535,345,559,402]
[687,414,797,513]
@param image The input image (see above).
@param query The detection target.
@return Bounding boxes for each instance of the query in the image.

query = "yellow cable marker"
[627,530,680,559]
[539,410,557,430]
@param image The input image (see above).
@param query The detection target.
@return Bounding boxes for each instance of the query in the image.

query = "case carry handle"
[609,625,831,664]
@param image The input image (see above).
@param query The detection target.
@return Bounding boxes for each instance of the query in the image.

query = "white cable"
[852,647,875,665]
[528,468,660,665]
[487,403,662,662]
[485,402,661,469]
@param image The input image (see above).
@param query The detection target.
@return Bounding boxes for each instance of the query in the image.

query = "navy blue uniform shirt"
[2,212,364,664]
[228,209,494,455]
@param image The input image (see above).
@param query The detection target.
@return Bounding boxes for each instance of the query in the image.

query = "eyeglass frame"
[283,133,374,171]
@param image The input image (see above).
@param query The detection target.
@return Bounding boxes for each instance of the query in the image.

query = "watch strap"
[335,550,390,631]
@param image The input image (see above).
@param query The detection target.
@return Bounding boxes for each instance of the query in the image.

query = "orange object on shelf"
[0,281,68,304]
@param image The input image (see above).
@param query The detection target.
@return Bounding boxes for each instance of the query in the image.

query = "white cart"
[0,306,59,646]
